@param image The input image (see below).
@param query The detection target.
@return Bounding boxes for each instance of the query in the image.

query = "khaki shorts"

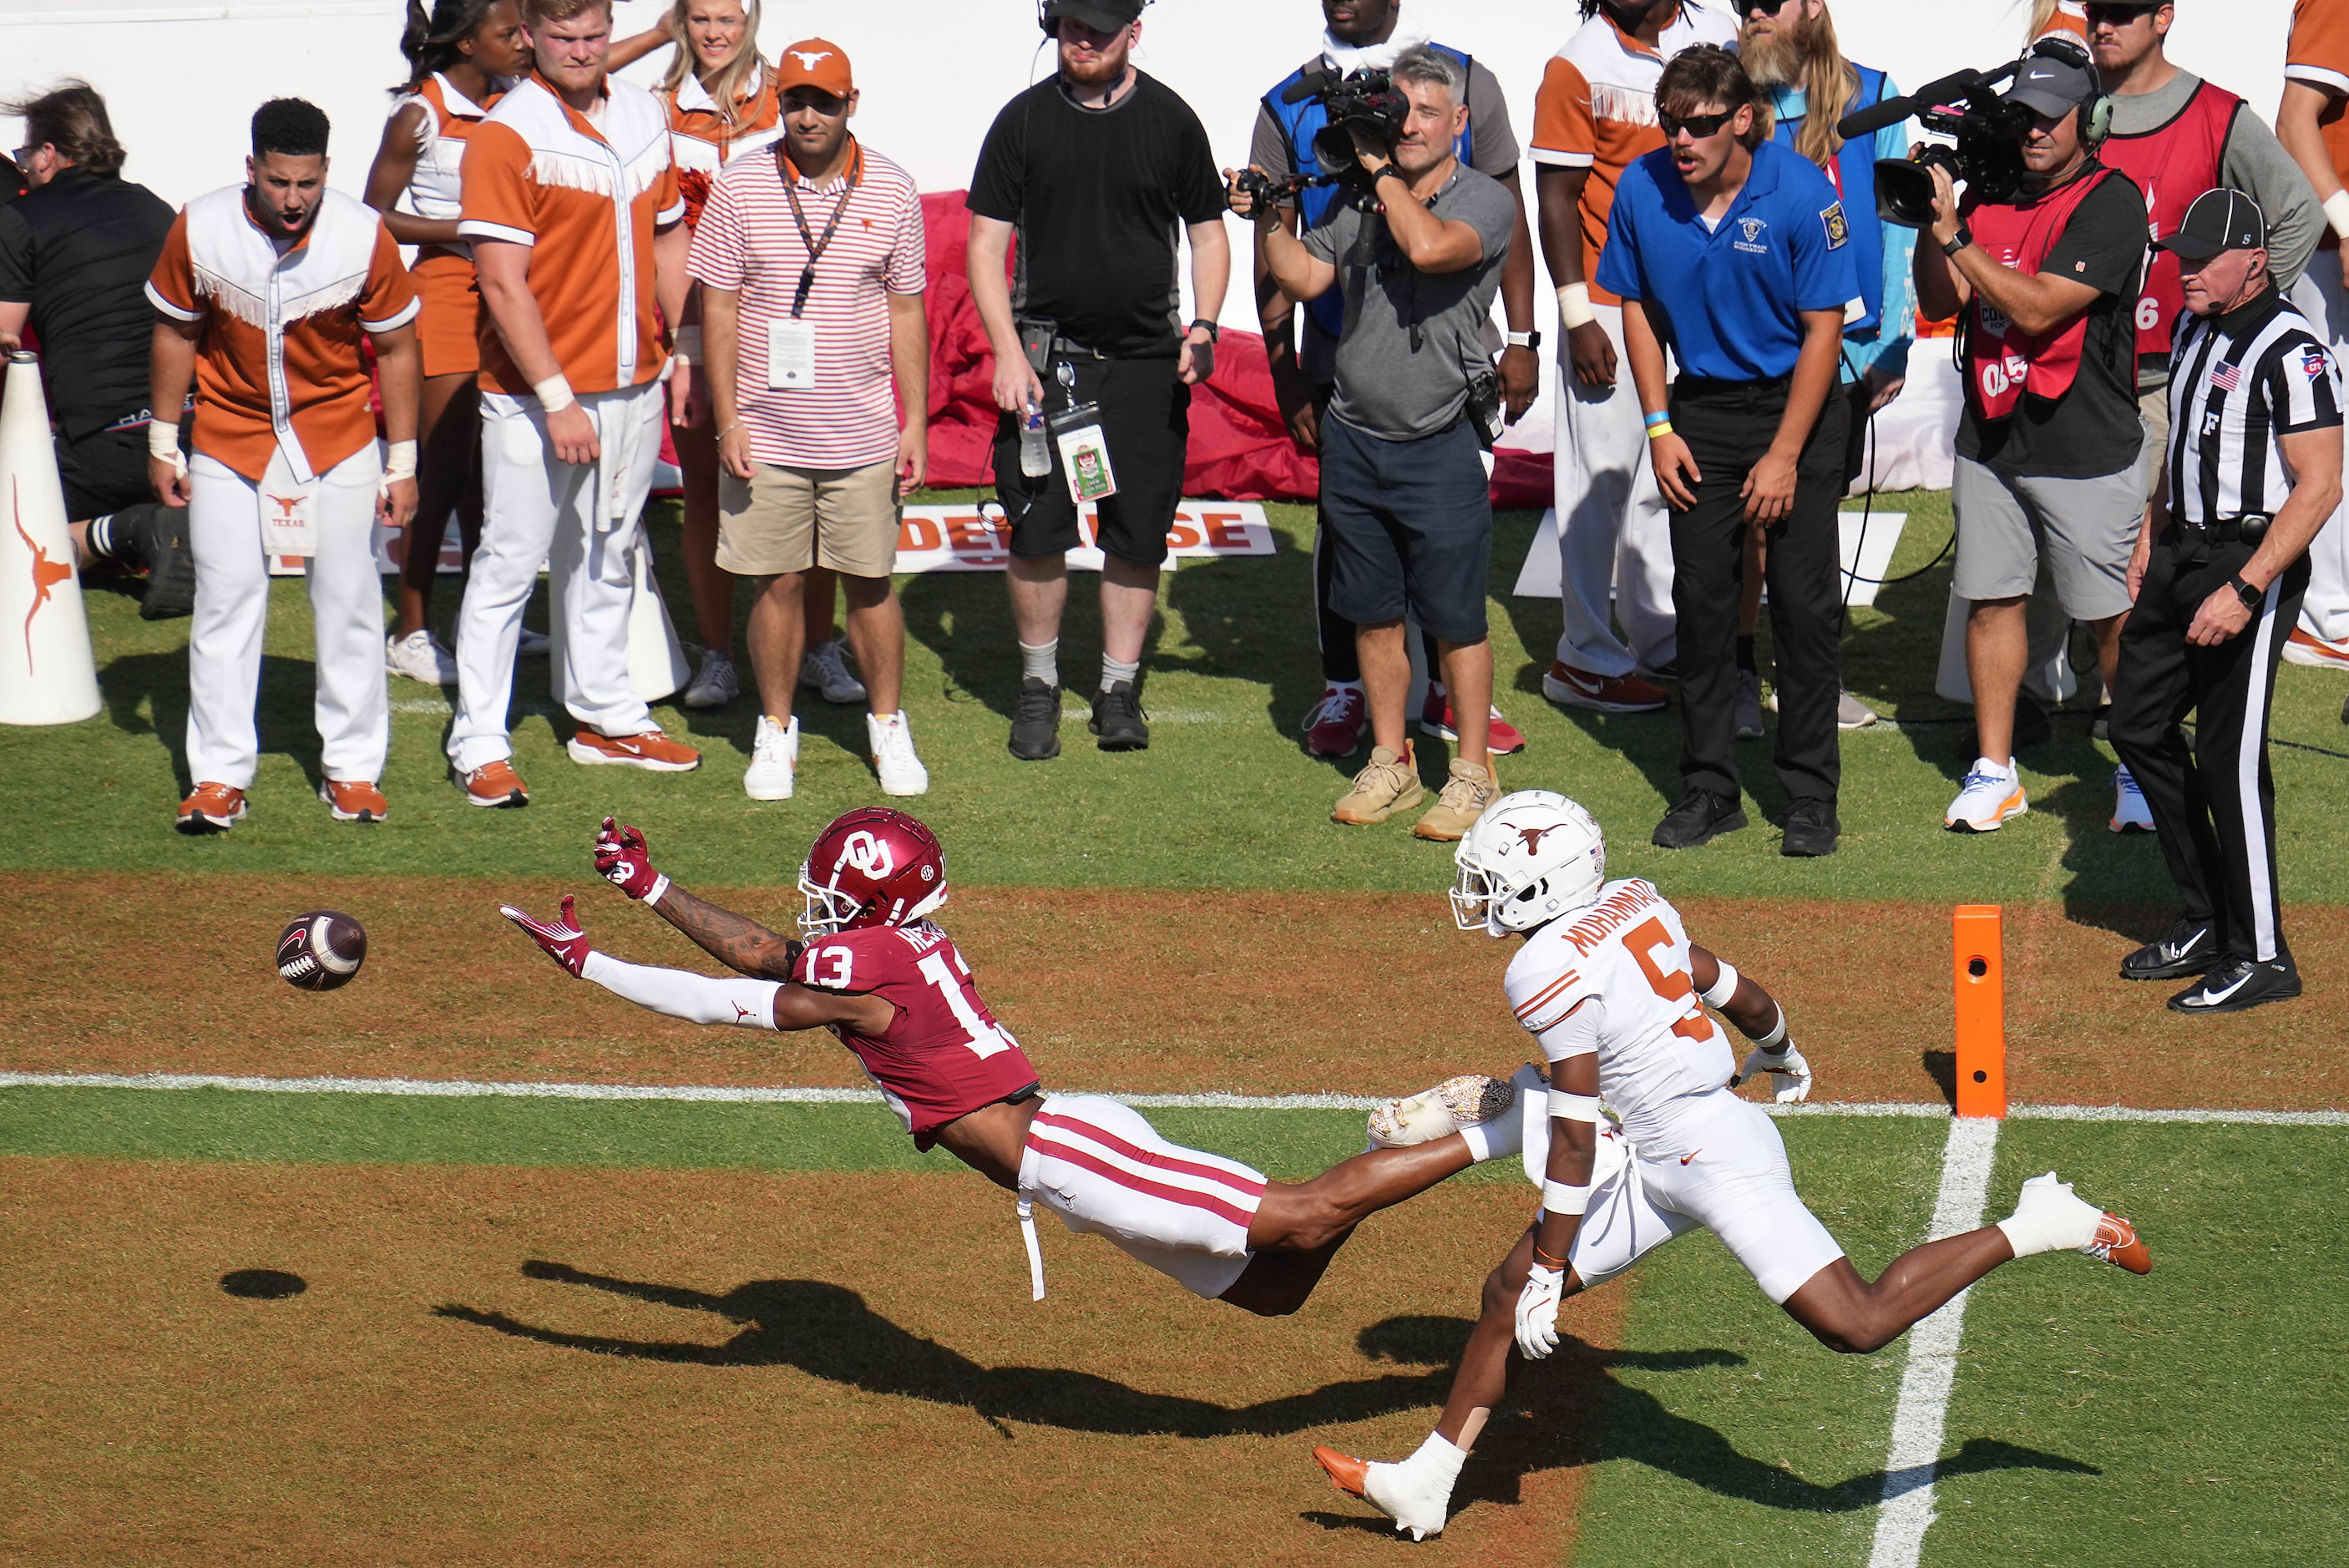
[2137,384,2171,502]
[716,458,899,578]
[1952,456,2141,622]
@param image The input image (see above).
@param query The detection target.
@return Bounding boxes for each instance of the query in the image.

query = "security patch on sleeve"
[1821,202,1850,250]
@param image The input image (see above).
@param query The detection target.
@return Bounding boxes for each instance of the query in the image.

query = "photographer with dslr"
[1913,42,2149,835]
[1598,46,1858,857]
[1237,44,1514,842]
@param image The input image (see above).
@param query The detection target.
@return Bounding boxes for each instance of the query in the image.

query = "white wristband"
[1698,960,1739,1009]
[1557,281,1596,329]
[148,420,183,460]
[2326,189,2349,241]
[383,438,418,483]
[1542,1178,1592,1216]
[533,373,576,413]
[1754,1005,1790,1050]
[645,873,671,907]
[1547,1089,1602,1122]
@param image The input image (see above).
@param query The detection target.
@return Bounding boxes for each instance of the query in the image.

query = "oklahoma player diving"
[1313,791,2154,1540]
[499,807,1520,1315]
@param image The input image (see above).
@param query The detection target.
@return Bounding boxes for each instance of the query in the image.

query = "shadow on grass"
[100,648,337,797]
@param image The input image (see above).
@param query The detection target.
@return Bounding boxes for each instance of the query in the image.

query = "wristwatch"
[1940,225,1972,259]
[1187,318,1220,342]
[1506,330,1543,351]
[2228,573,2264,609]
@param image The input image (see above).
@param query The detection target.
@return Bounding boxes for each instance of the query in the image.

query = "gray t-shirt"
[1302,163,1515,440]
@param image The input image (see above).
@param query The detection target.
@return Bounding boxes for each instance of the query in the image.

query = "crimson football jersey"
[792,920,1040,1146]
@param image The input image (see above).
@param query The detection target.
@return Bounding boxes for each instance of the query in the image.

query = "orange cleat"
[1313,1446,1369,1499]
[319,778,388,822]
[567,727,701,771]
[2089,1212,2152,1274]
[176,781,247,833]
[458,760,530,808]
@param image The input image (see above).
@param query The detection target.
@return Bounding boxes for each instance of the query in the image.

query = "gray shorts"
[1952,456,2141,620]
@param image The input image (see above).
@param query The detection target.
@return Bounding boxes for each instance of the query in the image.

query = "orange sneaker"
[1313,1446,1369,1499]
[2088,1211,2153,1275]
[2283,625,2349,670]
[1542,660,1668,713]
[319,779,388,822]
[458,760,530,808]
[567,727,701,771]
[176,781,247,834]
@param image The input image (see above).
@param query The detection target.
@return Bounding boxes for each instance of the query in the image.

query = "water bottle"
[1019,401,1051,478]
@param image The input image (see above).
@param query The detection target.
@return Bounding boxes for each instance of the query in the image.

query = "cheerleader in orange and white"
[362,0,532,687]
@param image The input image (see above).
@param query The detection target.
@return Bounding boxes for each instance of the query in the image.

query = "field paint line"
[1866,1115,2002,1568]
[0,1073,2343,1125]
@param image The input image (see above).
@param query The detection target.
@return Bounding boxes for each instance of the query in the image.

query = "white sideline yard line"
[1866,1115,2002,1568]
[0,1073,2345,1123]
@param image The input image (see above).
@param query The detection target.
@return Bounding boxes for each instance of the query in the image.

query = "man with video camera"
[1235,44,1515,842]
[1914,41,2150,835]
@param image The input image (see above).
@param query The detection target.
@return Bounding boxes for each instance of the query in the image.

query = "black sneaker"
[2168,955,2301,1014]
[1652,789,1746,849]
[2119,918,2215,981]
[1090,680,1150,751]
[99,502,195,620]
[1780,798,1840,857]
[1008,677,1061,761]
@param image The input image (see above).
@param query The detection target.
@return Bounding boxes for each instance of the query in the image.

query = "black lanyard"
[779,139,862,319]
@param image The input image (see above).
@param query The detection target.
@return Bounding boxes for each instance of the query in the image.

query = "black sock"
[1736,635,1757,675]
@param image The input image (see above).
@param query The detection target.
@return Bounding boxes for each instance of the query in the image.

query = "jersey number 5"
[915,950,1015,1060]
[1625,918,1718,1045]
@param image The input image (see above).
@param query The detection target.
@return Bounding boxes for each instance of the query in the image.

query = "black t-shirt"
[967,72,1227,359]
[0,167,176,438]
[1955,168,2149,480]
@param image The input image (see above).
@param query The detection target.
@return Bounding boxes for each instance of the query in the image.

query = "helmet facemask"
[797,863,863,938]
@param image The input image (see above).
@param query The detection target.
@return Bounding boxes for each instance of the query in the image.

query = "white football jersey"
[1504,878,1735,1146]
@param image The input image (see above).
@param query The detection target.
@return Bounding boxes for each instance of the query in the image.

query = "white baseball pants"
[1554,302,1677,678]
[448,382,662,773]
[2291,265,2349,651]
[184,448,387,789]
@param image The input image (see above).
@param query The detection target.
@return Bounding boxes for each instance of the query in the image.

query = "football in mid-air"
[276,910,367,991]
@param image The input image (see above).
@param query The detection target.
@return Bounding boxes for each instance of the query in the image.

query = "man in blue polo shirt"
[1598,43,1859,855]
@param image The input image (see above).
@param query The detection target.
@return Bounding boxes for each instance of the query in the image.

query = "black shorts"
[992,354,1190,570]
[55,423,155,521]
[1319,415,1493,645]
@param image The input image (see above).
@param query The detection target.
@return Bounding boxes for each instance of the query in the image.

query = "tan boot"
[1332,743,1425,825]
[1414,757,1500,842]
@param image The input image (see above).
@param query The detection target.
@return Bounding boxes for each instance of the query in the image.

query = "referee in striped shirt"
[2111,190,2344,1014]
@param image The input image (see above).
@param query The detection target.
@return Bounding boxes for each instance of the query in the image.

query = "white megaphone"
[0,350,102,725]
[625,528,691,702]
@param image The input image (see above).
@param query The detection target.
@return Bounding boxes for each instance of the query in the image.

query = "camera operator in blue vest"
[1250,1,1539,762]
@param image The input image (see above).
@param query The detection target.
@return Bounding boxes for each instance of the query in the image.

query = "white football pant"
[185,448,387,789]
[1554,301,1677,677]
[2291,266,2349,650]
[449,382,662,773]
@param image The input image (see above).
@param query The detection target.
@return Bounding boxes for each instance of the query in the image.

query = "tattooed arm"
[650,884,802,980]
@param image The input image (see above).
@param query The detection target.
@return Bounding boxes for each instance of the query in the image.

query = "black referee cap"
[1042,0,1144,30]
[2157,189,2270,265]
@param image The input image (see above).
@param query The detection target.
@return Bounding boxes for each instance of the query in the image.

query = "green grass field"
[4,485,2346,1564]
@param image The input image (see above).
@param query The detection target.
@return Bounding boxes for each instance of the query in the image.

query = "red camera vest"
[2098,80,2239,361]
[1962,164,2123,422]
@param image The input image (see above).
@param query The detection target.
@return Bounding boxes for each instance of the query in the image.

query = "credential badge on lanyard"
[261,252,320,556]
[1049,362,1116,504]
[767,140,862,392]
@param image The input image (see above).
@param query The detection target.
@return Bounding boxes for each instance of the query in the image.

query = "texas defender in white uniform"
[1314,792,2154,1540]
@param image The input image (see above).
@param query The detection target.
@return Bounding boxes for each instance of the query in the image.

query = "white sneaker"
[1837,690,1879,730]
[386,629,458,686]
[802,639,867,705]
[2109,764,2154,834]
[682,650,739,710]
[868,709,929,797]
[744,713,798,801]
[1945,757,2028,832]
[517,627,549,658]
[1368,1074,1515,1149]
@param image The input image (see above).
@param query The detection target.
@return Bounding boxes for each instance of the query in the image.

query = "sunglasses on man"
[1736,0,1793,18]
[2082,2,2161,23]
[1659,109,1737,140]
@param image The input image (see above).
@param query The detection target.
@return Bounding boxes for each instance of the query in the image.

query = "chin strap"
[1017,1198,1046,1300]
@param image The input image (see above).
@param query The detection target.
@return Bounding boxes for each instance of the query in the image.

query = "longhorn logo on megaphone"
[0,350,103,726]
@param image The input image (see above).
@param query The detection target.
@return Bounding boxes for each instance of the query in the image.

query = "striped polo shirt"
[2165,287,2342,524]
[686,139,926,470]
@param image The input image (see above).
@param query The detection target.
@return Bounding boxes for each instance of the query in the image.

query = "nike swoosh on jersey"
[1679,1149,1700,1165]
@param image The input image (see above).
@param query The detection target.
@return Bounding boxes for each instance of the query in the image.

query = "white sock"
[1403,1430,1469,1482]
[1972,755,2013,780]
[1101,653,1139,693]
[1020,639,1059,686]
[1457,1110,1521,1164]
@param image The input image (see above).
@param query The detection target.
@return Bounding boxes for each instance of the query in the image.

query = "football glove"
[594,817,664,901]
[501,894,593,978]
[1514,1263,1565,1360]
[1734,1042,1814,1104]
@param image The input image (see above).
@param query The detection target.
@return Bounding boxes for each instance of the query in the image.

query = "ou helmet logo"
[840,829,896,878]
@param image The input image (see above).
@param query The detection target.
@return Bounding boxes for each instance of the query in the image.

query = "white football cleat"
[1368,1074,1515,1150]
[1313,1448,1451,1541]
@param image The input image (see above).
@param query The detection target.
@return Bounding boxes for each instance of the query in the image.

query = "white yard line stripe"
[1866,1115,2002,1568]
[0,1072,2342,1124]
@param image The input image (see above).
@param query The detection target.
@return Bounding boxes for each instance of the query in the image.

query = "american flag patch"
[2211,362,2240,391]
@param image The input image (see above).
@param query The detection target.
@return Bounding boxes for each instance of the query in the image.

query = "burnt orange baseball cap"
[776,38,853,98]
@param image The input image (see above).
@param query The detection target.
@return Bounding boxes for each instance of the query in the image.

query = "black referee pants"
[1668,375,1849,805]
[2109,530,2307,965]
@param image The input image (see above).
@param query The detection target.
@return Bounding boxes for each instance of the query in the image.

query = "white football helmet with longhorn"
[1450,792,1606,937]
